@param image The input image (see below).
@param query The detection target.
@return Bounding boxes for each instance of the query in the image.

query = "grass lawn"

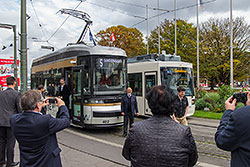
[193,110,223,120]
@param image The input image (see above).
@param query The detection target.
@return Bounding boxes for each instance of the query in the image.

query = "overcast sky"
[0,0,250,69]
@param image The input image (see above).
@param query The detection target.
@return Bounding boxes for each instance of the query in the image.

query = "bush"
[217,83,234,101]
[205,92,220,103]
[195,84,247,113]
[196,98,213,111]
[195,88,207,99]
[213,103,225,113]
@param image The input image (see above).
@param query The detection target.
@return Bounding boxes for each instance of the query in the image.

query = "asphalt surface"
[12,116,230,167]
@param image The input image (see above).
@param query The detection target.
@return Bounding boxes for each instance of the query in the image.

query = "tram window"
[78,58,90,93]
[94,58,126,92]
[128,73,142,96]
[160,67,194,96]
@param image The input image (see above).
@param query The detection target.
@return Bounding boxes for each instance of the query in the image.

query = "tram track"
[65,125,230,165]
[189,122,218,129]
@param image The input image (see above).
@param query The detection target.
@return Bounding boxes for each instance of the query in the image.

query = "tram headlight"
[98,100,104,104]
[88,99,104,104]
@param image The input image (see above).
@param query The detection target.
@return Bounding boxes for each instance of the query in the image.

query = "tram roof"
[128,54,182,64]
[33,44,127,63]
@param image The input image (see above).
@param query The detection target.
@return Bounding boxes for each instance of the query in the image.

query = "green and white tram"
[128,53,195,117]
[31,44,127,128]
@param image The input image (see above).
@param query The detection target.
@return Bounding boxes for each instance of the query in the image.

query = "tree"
[95,25,146,57]
[148,19,197,65]
[200,17,250,87]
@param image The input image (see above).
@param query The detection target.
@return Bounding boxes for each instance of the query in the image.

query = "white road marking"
[64,129,123,148]
[196,162,222,167]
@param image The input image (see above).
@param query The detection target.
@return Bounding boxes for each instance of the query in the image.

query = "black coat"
[10,106,70,167]
[121,94,138,116]
[122,115,198,167]
[0,87,21,127]
[215,106,250,167]
[57,85,70,106]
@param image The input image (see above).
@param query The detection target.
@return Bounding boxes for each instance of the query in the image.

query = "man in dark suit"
[10,90,70,167]
[121,87,139,137]
[215,92,250,167]
[0,77,21,167]
[57,78,71,112]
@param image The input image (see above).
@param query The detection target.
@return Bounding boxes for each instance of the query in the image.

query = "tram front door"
[144,72,157,115]
[71,66,87,125]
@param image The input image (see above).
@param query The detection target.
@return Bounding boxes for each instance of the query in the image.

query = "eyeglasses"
[38,100,44,105]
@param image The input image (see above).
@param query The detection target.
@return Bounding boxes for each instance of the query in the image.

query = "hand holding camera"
[46,97,65,107]
[225,96,237,111]
[232,93,247,103]
[226,92,250,110]
[232,92,250,106]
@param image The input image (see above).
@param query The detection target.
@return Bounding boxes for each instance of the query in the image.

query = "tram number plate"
[103,120,109,124]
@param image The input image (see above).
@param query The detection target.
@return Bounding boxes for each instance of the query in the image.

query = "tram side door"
[144,72,157,116]
[71,67,86,125]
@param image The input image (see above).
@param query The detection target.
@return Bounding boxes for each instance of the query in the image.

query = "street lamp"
[0,23,18,90]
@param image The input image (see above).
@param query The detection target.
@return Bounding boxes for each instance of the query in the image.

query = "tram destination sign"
[97,58,123,68]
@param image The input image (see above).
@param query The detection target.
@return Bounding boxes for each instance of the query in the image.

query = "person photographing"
[10,90,70,167]
[215,92,250,167]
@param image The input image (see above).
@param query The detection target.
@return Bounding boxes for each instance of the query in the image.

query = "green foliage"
[195,88,232,113]
[148,19,197,65]
[200,17,250,85]
[213,103,225,113]
[240,85,250,92]
[205,92,220,102]
[195,98,213,110]
[95,25,146,57]
[193,110,223,120]
[217,83,234,101]
[195,88,207,99]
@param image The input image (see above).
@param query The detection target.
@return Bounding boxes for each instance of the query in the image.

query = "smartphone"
[48,98,57,104]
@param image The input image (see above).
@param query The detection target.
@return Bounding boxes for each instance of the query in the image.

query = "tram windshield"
[161,67,194,96]
[94,57,126,94]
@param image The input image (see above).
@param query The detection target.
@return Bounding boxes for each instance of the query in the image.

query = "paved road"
[188,117,230,167]
[13,116,230,167]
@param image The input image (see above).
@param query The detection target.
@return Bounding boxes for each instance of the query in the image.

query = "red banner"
[0,59,19,65]
[0,58,20,87]
[0,76,20,87]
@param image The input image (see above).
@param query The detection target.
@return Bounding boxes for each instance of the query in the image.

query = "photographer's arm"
[215,97,239,151]
[48,98,70,134]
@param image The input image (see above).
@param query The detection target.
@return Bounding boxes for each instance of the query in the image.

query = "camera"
[48,98,57,104]
[232,93,247,103]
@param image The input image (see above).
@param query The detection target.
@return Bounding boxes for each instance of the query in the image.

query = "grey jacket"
[122,115,198,167]
[0,87,21,127]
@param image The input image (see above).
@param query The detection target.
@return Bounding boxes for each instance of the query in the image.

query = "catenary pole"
[158,0,160,54]
[20,0,27,93]
[146,5,149,54]
[196,0,200,88]
[230,0,233,88]
[174,0,177,55]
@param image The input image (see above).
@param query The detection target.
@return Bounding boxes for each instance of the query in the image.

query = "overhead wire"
[97,0,156,10]
[29,0,48,42]
[47,0,83,41]
[130,0,216,28]
[85,1,146,19]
